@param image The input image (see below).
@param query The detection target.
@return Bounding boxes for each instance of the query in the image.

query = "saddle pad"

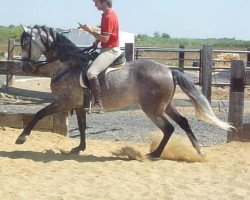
[79,63,125,89]
[79,71,88,88]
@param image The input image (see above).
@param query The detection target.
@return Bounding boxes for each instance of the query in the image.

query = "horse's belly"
[102,88,139,111]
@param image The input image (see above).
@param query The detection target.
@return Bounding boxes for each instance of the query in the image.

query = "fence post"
[227,60,245,142]
[135,49,139,60]
[178,45,185,72]
[6,39,15,89]
[125,43,134,62]
[247,47,250,67]
[201,44,213,103]
[198,50,202,85]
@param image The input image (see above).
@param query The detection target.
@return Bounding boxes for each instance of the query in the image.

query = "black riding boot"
[89,77,104,113]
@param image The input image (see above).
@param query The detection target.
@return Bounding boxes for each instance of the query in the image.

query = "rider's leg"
[86,48,121,113]
[89,75,104,113]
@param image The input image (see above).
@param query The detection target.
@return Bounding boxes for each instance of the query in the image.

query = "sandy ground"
[0,127,249,200]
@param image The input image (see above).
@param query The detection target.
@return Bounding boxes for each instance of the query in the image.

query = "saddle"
[109,51,126,67]
[79,51,126,89]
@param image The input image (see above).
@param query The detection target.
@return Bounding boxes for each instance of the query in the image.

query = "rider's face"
[93,0,103,11]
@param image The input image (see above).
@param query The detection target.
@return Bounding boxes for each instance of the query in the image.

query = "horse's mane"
[41,25,86,61]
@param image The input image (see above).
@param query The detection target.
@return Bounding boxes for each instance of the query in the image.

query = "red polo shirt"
[101,9,119,48]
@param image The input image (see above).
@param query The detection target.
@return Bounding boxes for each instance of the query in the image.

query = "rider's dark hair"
[96,0,112,8]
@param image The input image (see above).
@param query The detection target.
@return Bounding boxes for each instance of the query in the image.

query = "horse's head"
[20,25,57,72]
[20,25,93,73]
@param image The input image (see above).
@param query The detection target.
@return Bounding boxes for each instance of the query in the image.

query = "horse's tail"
[171,70,234,131]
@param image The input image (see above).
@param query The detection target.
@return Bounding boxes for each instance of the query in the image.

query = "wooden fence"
[133,44,250,103]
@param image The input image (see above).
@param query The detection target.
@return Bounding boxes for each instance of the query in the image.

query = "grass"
[0,44,7,52]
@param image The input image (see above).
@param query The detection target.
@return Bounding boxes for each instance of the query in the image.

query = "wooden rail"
[0,60,51,77]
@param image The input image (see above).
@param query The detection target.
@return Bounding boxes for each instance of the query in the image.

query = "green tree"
[162,33,170,39]
[8,25,15,28]
[153,31,160,38]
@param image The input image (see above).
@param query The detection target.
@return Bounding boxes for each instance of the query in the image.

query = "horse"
[15,25,233,159]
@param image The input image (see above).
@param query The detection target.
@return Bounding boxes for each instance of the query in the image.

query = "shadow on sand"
[0,150,130,163]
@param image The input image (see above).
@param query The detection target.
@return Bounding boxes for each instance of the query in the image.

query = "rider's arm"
[80,25,110,43]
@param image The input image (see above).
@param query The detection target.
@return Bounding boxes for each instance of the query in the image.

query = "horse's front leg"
[15,100,67,144]
[70,93,89,154]
[70,107,86,154]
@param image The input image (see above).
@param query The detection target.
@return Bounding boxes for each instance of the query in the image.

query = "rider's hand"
[80,25,93,33]
[93,40,99,48]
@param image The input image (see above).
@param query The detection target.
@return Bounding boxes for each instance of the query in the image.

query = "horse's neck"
[44,33,89,78]
[45,60,73,77]
[51,34,81,62]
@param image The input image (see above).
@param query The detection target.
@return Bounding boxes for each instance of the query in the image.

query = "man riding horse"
[79,0,121,113]
[17,24,234,158]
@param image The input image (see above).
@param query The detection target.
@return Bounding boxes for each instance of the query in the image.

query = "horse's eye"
[22,40,31,49]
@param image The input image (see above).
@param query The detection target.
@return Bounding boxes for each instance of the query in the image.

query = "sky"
[1,0,250,40]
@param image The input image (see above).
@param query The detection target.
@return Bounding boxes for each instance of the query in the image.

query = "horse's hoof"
[15,136,26,144]
[69,147,81,154]
[146,153,161,161]
[198,151,207,160]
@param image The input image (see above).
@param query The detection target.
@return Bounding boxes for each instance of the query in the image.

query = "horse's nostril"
[21,61,34,73]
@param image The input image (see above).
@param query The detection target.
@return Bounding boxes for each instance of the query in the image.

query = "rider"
[79,0,121,113]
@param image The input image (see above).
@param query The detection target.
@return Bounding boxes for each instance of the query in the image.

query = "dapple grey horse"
[15,25,233,158]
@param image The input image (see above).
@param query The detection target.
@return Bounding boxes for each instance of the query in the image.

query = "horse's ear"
[20,24,29,32]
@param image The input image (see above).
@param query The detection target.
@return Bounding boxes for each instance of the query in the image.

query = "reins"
[14,54,60,71]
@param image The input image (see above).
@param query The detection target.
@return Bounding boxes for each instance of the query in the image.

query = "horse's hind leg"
[165,103,202,154]
[146,113,175,158]
[15,100,68,144]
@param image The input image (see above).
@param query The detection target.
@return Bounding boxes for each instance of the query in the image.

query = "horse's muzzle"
[21,60,35,73]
